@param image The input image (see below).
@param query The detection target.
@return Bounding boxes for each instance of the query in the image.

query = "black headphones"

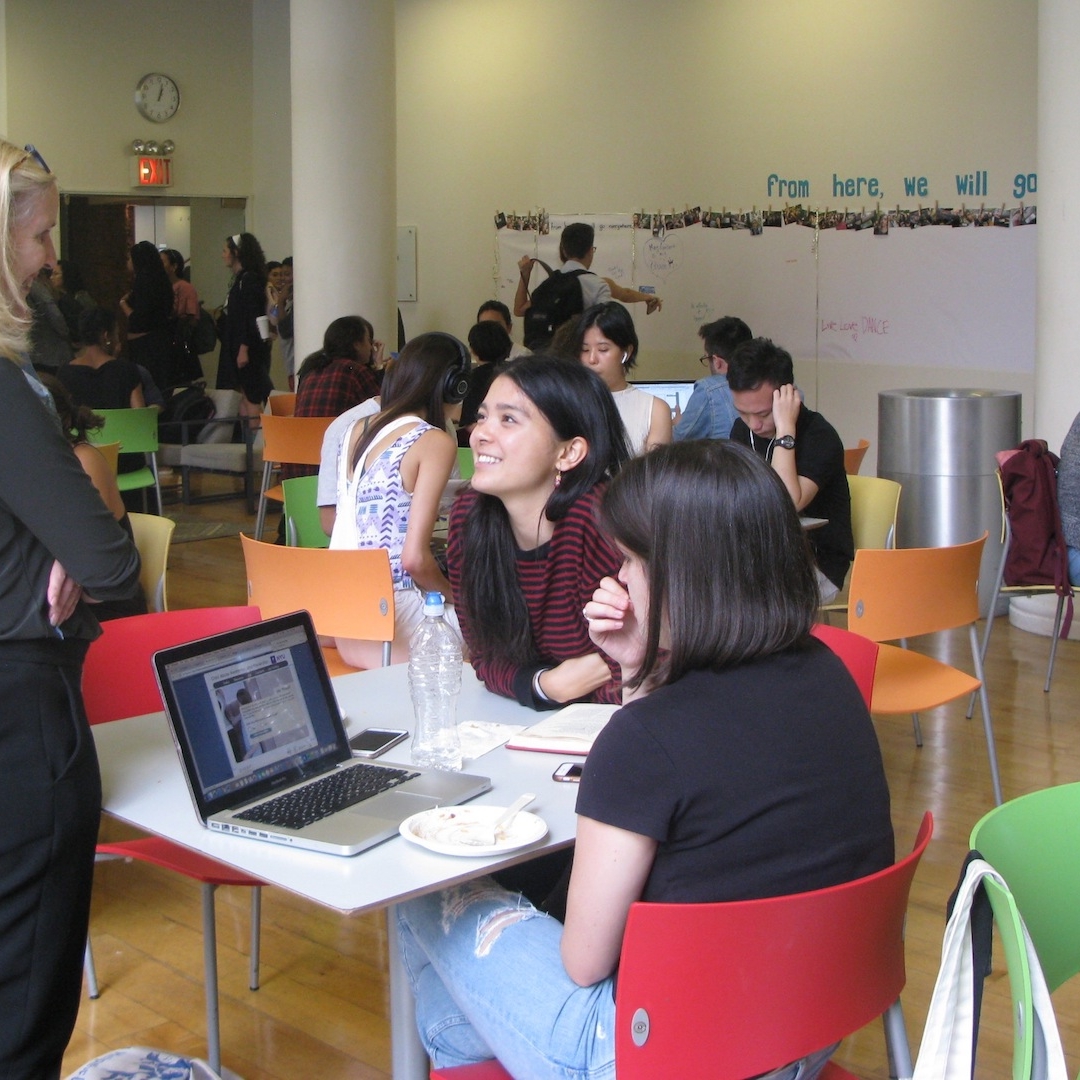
[426,331,472,404]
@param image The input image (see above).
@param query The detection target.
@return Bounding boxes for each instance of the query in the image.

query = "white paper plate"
[399,805,548,857]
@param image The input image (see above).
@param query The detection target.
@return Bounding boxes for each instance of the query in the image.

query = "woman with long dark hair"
[448,354,629,708]
[219,232,272,420]
[398,440,893,1079]
[325,331,466,666]
[120,239,174,395]
[0,139,140,1078]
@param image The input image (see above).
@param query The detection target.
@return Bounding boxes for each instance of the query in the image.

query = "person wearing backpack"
[1058,410,1080,584]
[515,222,610,351]
[515,222,664,351]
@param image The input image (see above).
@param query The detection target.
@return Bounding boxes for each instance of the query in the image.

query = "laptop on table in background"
[154,610,490,857]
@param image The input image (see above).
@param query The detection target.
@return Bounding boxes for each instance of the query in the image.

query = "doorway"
[60,194,246,385]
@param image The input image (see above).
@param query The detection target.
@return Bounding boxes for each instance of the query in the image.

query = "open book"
[504,703,619,755]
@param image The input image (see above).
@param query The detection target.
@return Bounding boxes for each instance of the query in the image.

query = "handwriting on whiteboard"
[643,235,681,281]
[820,316,890,342]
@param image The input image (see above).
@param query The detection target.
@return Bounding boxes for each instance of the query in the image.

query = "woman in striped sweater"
[448,354,629,709]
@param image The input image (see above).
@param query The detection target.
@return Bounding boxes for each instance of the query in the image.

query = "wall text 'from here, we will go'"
[766,172,1038,201]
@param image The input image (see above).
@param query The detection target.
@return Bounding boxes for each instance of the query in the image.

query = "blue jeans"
[1069,545,1080,586]
[396,878,836,1080]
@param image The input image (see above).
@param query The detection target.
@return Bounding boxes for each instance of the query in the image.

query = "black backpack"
[522,264,589,350]
[158,381,216,443]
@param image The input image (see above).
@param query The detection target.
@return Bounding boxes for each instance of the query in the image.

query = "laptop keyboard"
[235,761,419,830]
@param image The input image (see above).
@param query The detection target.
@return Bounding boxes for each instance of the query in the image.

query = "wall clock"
[135,73,180,123]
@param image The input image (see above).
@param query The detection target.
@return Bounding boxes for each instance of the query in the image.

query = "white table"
[94,664,580,1080]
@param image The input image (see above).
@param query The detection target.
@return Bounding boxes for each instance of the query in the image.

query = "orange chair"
[844,438,871,476]
[847,533,1003,805]
[810,623,878,709]
[432,814,933,1080]
[254,413,335,540]
[82,606,263,1076]
[240,533,395,673]
[267,391,297,416]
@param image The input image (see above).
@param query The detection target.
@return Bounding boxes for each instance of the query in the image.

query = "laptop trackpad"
[352,790,439,821]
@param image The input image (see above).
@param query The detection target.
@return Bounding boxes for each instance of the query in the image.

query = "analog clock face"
[135,73,180,123]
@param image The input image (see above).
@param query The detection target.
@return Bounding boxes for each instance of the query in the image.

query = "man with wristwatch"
[727,338,853,603]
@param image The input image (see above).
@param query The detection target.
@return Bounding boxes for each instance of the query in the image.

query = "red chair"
[82,606,262,1076]
[810,622,878,709]
[432,814,933,1080]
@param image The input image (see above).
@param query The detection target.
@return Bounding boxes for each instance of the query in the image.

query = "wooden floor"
[63,478,1080,1078]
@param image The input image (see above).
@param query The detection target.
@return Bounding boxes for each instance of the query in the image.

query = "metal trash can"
[878,388,1021,616]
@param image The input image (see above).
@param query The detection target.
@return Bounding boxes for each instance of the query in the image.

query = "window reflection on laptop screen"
[630,380,697,419]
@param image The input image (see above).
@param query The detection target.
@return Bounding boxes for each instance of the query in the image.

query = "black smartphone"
[348,727,409,758]
[552,761,583,783]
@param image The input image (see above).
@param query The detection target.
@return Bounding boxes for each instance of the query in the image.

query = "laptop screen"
[156,612,349,820]
[630,379,697,417]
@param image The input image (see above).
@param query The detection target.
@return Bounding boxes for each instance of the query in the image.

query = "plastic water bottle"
[408,592,463,771]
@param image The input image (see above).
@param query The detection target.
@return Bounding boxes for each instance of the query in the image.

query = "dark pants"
[0,638,99,1080]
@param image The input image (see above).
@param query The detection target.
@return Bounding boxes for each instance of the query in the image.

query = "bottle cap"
[423,591,446,617]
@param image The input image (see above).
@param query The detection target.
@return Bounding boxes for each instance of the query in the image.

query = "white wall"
[5,0,254,196]
[395,0,1038,458]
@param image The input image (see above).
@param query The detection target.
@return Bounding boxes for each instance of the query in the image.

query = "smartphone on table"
[552,761,583,783]
[349,727,409,758]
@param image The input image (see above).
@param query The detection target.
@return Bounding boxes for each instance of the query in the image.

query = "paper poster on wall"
[494,211,1035,373]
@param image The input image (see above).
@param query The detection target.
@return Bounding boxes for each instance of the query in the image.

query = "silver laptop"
[154,610,490,856]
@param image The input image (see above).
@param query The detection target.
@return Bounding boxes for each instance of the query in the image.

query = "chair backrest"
[848,474,901,551]
[268,391,297,416]
[129,511,176,612]
[614,813,933,1079]
[240,534,395,645]
[970,782,1080,993]
[457,446,475,480]
[809,623,878,708]
[88,407,160,453]
[95,441,121,474]
[82,606,261,725]
[260,413,335,468]
[281,474,330,548]
[844,438,871,475]
[847,533,987,643]
[982,875,1039,1080]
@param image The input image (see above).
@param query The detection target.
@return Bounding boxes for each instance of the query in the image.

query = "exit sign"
[131,156,172,187]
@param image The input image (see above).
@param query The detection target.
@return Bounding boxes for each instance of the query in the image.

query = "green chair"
[970,783,1080,996]
[89,407,161,513]
[457,445,474,480]
[281,474,329,548]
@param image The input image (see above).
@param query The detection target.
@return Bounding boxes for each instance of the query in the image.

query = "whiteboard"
[495,215,1035,373]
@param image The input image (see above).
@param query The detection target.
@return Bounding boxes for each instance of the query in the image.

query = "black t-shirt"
[731,405,854,589]
[576,641,893,904]
[57,358,141,412]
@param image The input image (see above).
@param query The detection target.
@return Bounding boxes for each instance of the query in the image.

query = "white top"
[612,385,657,456]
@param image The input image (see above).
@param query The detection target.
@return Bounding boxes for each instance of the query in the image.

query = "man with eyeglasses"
[673,316,752,443]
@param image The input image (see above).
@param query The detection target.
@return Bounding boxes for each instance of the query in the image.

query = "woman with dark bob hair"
[573,301,672,455]
[448,353,630,708]
[398,440,893,1079]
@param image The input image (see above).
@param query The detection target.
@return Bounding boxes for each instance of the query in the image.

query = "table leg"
[387,903,430,1080]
